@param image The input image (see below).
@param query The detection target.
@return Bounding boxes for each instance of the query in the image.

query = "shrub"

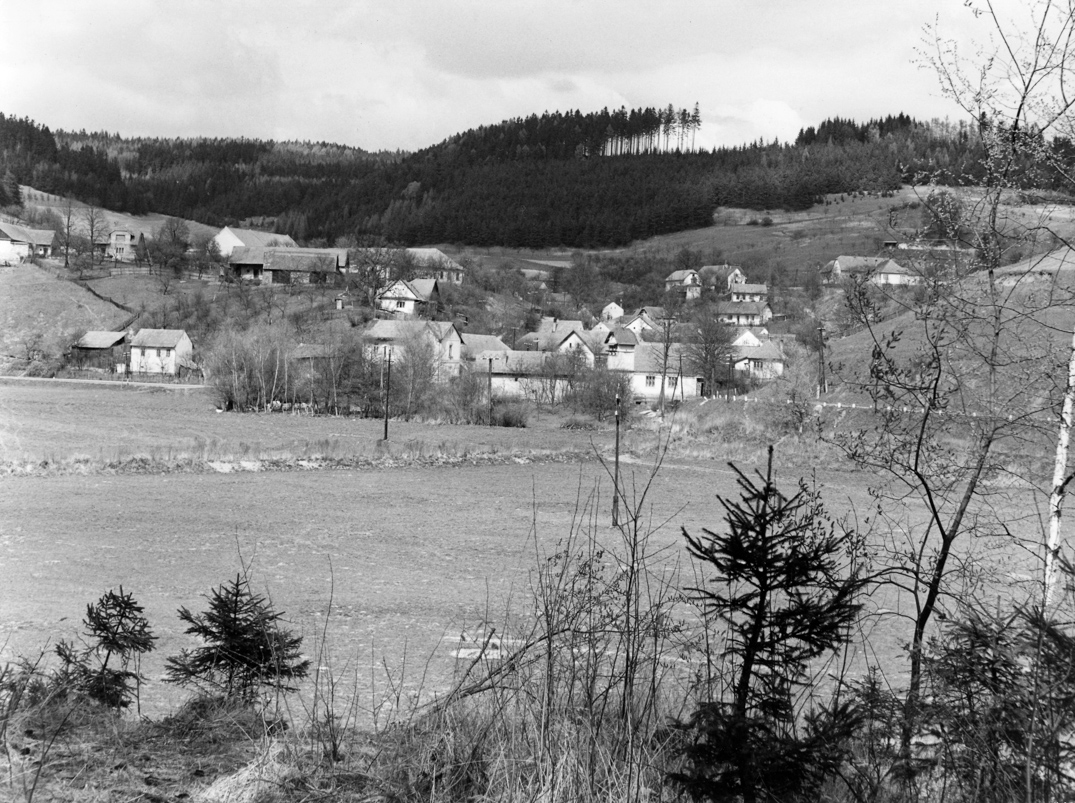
[166,574,309,702]
[492,401,528,428]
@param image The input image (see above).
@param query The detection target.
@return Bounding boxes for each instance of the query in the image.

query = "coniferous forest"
[1,107,1072,248]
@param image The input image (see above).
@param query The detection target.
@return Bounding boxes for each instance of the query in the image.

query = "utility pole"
[613,393,621,526]
[383,351,392,441]
[488,357,494,426]
[817,322,827,397]
[726,351,734,402]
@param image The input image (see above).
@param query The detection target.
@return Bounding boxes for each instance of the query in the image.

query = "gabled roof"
[605,327,639,347]
[292,343,333,360]
[732,283,768,295]
[76,331,126,349]
[409,278,439,301]
[715,301,771,316]
[631,342,697,375]
[735,340,783,362]
[699,264,745,285]
[230,246,343,271]
[131,329,188,348]
[406,247,464,272]
[364,319,460,344]
[221,227,297,249]
[477,349,578,375]
[665,269,699,283]
[462,334,510,357]
[0,222,56,245]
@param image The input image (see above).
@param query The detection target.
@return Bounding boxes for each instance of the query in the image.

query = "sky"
[0,1,1027,153]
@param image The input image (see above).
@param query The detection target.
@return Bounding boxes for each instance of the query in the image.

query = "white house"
[700,264,747,293]
[665,269,702,300]
[715,301,772,327]
[363,320,464,378]
[821,255,921,286]
[107,229,135,261]
[620,342,704,402]
[213,226,297,258]
[729,283,768,303]
[376,278,440,317]
[130,329,194,376]
[731,329,785,381]
[601,301,624,321]
[474,349,582,402]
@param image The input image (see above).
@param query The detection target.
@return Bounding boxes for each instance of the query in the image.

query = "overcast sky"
[1,1,1023,153]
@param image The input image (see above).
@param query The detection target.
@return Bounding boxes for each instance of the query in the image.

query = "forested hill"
[1,108,1065,249]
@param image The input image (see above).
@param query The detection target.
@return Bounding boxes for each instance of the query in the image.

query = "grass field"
[0,265,130,361]
[0,381,1046,729]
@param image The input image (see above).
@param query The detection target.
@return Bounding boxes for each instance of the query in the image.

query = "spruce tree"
[166,574,309,702]
[672,447,868,803]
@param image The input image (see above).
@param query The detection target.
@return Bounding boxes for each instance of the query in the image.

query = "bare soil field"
[0,381,1041,726]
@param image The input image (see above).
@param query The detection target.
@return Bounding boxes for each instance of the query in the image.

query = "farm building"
[213,227,297,258]
[700,264,747,293]
[714,300,772,327]
[228,247,346,284]
[461,333,510,360]
[731,329,785,381]
[72,331,128,372]
[130,329,194,376]
[0,222,57,262]
[351,247,465,285]
[473,349,580,403]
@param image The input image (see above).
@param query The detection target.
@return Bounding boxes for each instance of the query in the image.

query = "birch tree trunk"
[1045,326,1075,604]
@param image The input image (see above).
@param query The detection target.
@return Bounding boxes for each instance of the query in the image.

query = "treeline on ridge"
[2,108,1071,248]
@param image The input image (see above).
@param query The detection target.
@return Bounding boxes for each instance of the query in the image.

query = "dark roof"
[715,301,771,316]
[229,246,346,270]
[131,329,188,348]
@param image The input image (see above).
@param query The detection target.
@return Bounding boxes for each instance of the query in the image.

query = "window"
[396,300,405,309]
[645,375,655,387]
[448,344,454,359]
[156,349,162,358]
[669,376,678,389]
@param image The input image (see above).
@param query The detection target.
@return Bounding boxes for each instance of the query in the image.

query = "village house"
[0,222,57,262]
[72,331,128,372]
[600,301,624,321]
[376,278,440,318]
[212,226,297,258]
[621,306,671,337]
[699,264,747,294]
[664,269,702,300]
[515,318,596,367]
[107,229,135,261]
[129,329,194,376]
[615,342,705,402]
[363,320,464,379]
[731,329,785,381]
[729,283,769,303]
[821,255,921,286]
[714,300,773,327]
